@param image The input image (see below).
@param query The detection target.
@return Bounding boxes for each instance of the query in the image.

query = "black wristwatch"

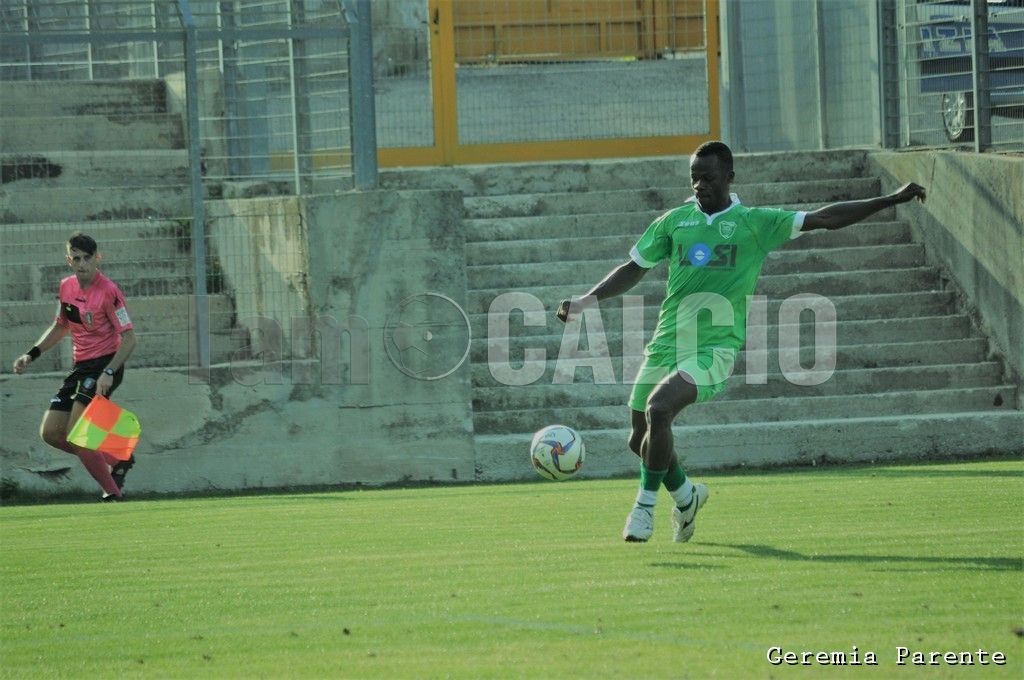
[103,367,115,376]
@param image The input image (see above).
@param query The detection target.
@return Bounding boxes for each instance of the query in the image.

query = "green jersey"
[630,194,804,359]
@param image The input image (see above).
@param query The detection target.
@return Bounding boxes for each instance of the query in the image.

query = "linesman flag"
[67,395,141,461]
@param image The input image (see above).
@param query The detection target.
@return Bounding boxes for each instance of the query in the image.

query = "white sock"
[634,488,658,508]
[670,479,695,508]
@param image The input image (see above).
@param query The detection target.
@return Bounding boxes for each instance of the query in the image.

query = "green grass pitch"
[1,459,1021,678]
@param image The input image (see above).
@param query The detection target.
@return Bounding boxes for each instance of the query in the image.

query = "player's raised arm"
[556,259,648,322]
[802,182,926,232]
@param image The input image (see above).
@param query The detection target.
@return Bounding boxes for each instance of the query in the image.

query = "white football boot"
[622,505,655,542]
[671,483,709,543]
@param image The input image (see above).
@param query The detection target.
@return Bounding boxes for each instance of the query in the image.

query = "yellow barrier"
[380,0,720,167]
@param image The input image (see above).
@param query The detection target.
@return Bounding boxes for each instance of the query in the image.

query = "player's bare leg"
[628,409,683,470]
[623,371,707,542]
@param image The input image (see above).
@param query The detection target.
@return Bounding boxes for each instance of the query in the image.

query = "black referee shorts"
[48,353,124,412]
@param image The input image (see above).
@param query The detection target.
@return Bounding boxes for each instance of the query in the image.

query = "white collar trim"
[695,193,741,224]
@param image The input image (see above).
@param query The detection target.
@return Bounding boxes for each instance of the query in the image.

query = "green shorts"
[628,346,736,412]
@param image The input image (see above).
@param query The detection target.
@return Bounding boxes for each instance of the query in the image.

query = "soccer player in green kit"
[556,141,926,542]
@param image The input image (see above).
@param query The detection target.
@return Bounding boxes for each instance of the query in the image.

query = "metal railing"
[895,0,1024,152]
[0,0,362,369]
[719,0,1021,153]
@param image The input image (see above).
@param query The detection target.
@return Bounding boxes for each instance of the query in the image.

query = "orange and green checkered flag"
[67,395,141,461]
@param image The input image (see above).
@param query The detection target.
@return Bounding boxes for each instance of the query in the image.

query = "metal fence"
[374,0,720,166]
[1,0,354,191]
[2,0,1020,376]
[0,0,353,372]
[896,0,1024,151]
[720,0,1022,153]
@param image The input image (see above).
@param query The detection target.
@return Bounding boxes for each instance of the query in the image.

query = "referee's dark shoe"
[111,455,136,491]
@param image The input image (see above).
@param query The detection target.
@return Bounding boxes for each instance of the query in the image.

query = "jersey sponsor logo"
[678,243,739,269]
[719,221,737,239]
[687,243,712,267]
[115,306,131,327]
[677,218,702,228]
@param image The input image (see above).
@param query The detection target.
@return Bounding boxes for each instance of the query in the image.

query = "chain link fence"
[373,0,718,164]
[721,0,1021,153]
[0,0,352,372]
[2,0,1020,375]
[897,0,1023,150]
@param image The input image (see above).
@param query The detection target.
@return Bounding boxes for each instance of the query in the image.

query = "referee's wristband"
[26,346,41,361]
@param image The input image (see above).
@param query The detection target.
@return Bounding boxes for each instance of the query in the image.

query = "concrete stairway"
[0,80,244,371]
[382,151,1023,479]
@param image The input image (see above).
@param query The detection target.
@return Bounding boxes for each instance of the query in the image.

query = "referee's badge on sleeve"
[115,306,131,327]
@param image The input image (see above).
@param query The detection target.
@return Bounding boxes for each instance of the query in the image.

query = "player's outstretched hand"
[892,182,926,205]
[556,298,571,323]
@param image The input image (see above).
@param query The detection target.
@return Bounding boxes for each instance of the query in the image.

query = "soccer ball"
[530,424,585,481]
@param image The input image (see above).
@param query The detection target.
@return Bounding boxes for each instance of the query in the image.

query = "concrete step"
[465,221,912,264]
[496,244,925,288]
[467,210,663,242]
[783,223,913,250]
[470,314,977,362]
[470,338,992,389]
[0,261,197,301]
[466,267,941,313]
[473,384,1016,433]
[1,150,189,188]
[469,291,957,339]
[466,244,926,289]
[471,362,1006,412]
[3,266,196,301]
[1,219,191,267]
[473,411,1024,481]
[0,114,185,152]
[464,210,906,245]
[0,295,237,331]
[4,265,196,301]
[2,224,195,301]
[1,329,248,374]
[0,186,191,223]
[1,294,242,373]
[380,149,871,196]
[0,79,168,117]
[462,178,882,219]
[128,329,251,368]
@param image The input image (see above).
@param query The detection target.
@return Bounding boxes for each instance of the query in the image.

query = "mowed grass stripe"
[1,460,1021,678]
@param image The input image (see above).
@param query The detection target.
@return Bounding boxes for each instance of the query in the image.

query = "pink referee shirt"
[55,271,133,363]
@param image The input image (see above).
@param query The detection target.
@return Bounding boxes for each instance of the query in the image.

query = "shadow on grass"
[687,543,1023,572]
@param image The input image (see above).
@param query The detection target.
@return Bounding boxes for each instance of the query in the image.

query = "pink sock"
[76,448,121,496]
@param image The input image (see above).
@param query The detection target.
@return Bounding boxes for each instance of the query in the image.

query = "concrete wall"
[206,196,312,362]
[721,0,880,152]
[3,151,1020,499]
[0,188,475,498]
[869,151,1024,397]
